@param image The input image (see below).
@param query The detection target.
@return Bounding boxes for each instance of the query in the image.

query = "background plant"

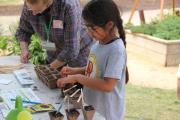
[8,36,21,55]
[0,36,21,56]
[127,15,180,40]
[0,36,9,55]
[0,22,47,65]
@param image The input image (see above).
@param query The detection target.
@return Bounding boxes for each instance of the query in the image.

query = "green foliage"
[128,15,180,40]
[0,22,47,64]
[29,35,47,65]
[9,36,21,55]
[131,23,157,36]
[1,23,47,65]
[153,15,180,40]
[125,23,134,29]
[0,36,21,56]
[0,35,47,65]
[0,36,8,50]
[7,22,21,55]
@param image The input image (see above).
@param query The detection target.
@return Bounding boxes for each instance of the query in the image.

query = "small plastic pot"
[65,108,80,120]
[49,111,64,120]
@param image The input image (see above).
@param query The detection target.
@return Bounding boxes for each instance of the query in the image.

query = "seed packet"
[26,104,55,113]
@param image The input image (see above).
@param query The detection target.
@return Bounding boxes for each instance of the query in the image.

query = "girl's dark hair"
[82,0,126,47]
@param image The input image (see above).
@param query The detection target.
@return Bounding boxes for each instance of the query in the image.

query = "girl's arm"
[60,67,86,78]
[57,74,118,92]
[73,67,86,75]
[77,75,117,92]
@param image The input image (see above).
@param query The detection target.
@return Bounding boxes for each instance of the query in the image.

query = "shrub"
[128,15,180,40]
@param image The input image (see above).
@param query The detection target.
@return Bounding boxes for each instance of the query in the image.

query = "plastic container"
[65,108,80,120]
[49,111,64,120]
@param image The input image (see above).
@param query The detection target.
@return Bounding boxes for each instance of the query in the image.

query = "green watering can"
[6,96,33,120]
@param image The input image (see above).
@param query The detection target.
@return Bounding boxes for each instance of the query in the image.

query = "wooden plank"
[139,10,145,24]
[160,0,165,20]
[128,0,139,23]
[173,0,176,14]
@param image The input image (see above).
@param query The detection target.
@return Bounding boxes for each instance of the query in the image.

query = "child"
[57,0,127,119]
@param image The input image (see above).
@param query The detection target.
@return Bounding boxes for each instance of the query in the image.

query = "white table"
[0,56,104,120]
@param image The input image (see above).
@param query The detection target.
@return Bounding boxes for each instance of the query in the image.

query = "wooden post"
[139,10,145,24]
[173,0,176,14]
[160,0,165,20]
[128,0,139,23]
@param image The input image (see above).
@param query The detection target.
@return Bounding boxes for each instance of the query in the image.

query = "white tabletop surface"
[0,56,104,120]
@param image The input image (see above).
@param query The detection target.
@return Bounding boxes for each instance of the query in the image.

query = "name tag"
[42,41,56,51]
[53,20,63,29]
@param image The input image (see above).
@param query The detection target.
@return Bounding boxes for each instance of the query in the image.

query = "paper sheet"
[0,79,13,85]
[0,74,15,85]
[13,69,35,85]
[0,88,42,118]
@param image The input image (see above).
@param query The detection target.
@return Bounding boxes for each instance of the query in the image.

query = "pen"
[10,99,42,104]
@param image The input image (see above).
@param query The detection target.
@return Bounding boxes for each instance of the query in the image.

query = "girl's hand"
[57,75,80,88]
[60,67,79,77]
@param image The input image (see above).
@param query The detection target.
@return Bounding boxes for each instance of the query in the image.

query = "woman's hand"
[57,74,81,88]
[20,41,30,63]
[21,50,30,63]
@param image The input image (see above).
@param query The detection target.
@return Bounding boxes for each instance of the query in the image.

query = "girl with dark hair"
[57,0,127,119]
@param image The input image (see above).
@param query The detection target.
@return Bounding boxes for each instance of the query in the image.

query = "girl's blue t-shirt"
[84,38,127,120]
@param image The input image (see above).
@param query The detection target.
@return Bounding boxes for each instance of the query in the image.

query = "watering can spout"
[6,96,32,120]
[15,96,23,112]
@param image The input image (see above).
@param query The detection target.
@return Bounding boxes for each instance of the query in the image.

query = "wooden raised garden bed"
[126,30,180,66]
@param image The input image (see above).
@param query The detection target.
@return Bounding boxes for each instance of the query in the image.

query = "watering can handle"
[15,96,23,111]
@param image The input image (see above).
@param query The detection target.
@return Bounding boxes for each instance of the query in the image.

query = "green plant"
[9,36,21,55]
[29,35,47,65]
[1,22,47,64]
[153,15,180,40]
[130,23,157,36]
[0,36,21,56]
[128,15,180,40]
[0,36,9,55]
[125,23,134,29]
[6,22,21,55]
[0,35,47,65]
